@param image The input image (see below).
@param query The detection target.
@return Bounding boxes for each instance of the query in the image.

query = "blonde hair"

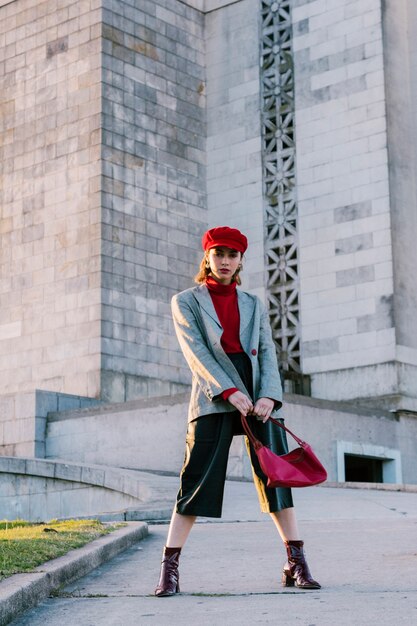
[194,252,243,285]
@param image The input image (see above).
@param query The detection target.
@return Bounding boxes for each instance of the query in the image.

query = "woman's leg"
[269,506,300,541]
[166,509,197,548]
[243,415,321,590]
[155,509,197,597]
[156,413,234,597]
[270,507,320,589]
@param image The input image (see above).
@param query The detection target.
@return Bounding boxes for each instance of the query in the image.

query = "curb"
[0,521,148,626]
[92,506,172,523]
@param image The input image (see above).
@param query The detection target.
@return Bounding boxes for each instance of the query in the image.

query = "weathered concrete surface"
[9,480,417,625]
[0,390,99,458]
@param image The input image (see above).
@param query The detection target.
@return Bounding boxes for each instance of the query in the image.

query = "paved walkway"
[10,478,417,625]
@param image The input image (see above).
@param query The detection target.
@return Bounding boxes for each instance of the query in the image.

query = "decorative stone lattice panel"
[260,0,305,390]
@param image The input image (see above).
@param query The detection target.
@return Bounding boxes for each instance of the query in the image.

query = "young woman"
[155,226,320,596]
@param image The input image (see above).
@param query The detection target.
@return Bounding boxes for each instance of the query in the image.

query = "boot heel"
[283,540,321,590]
[282,571,295,587]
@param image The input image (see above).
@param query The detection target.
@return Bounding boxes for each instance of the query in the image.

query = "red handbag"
[241,414,327,488]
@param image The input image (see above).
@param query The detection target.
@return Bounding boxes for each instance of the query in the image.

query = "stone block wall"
[0,0,208,404]
[0,390,99,458]
[206,0,266,299]
[291,0,407,405]
[0,0,102,398]
[2,0,417,415]
[1,0,263,412]
[382,0,417,401]
[99,0,207,401]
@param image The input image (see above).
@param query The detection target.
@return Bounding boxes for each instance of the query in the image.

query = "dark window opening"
[344,454,383,483]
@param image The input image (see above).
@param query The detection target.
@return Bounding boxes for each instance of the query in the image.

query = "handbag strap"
[240,414,306,449]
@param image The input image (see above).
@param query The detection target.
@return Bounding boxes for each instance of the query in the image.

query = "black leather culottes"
[176,352,294,518]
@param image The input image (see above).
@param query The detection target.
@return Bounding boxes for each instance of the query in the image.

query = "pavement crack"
[50,591,313,599]
[50,588,417,600]
[184,591,306,597]
[50,591,111,599]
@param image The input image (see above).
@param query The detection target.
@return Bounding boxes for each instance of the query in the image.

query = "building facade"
[1,0,417,415]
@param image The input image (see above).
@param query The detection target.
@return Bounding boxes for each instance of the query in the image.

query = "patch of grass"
[0,519,124,581]
[0,520,32,531]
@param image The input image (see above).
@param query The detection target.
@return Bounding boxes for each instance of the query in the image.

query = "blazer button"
[251,349,257,356]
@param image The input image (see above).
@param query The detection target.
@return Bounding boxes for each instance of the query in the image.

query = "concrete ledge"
[0,457,152,501]
[0,521,148,626]
[0,457,180,521]
[46,390,394,423]
[43,392,417,485]
[325,481,417,493]
[71,502,173,523]
[0,458,171,521]
[47,392,190,422]
[283,392,394,418]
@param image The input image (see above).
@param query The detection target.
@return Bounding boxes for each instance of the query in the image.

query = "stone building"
[1,0,417,486]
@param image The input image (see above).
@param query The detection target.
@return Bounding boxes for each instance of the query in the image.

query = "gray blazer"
[171,284,283,423]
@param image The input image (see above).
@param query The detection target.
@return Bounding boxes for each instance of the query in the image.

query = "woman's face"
[207,247,242,284]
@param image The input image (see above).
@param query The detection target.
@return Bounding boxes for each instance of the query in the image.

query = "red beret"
[202,226,248,253]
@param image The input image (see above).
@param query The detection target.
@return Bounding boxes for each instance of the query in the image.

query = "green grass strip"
[0,519,123,581]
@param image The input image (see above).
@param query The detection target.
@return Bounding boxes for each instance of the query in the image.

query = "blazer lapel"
[190,284,253,395]
[192,284,222,328]
[237,290,255,343]
[193,285,255,341]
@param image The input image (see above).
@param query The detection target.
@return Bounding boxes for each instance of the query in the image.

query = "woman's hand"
[251,397,275,423]
[227,391,254,416]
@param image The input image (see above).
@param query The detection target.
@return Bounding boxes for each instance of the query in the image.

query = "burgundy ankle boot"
[155,546,181,597]
[282,540,321,589]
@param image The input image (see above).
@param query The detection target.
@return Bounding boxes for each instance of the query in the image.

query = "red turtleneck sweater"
[206,276,243,400]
